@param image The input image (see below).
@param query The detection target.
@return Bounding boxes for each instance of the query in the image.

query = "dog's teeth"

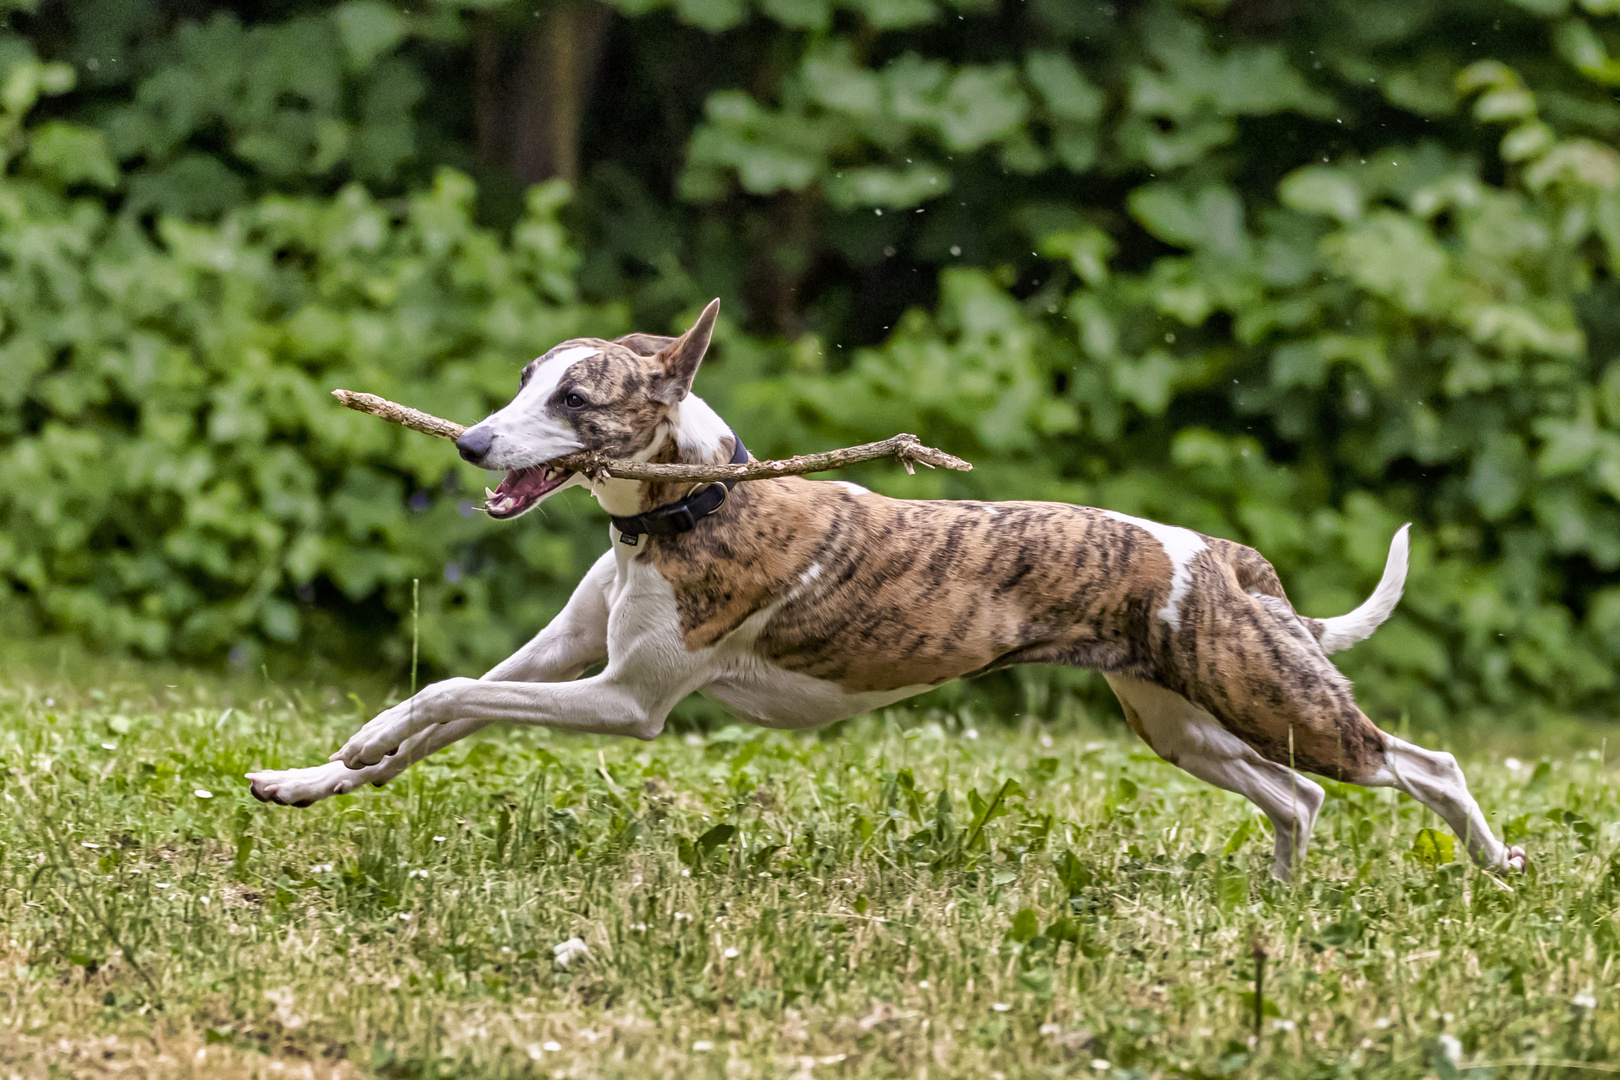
[485,487,498,501]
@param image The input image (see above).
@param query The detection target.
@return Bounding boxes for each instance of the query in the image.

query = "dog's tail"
[1312,524,1410,654]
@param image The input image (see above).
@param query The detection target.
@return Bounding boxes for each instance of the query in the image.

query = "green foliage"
[5,1,1620,729]
[1409,827,1456,868]
[0,44,616,672]
[675,0,1620,727]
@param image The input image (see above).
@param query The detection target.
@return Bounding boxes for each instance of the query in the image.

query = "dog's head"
[457,300,720,520]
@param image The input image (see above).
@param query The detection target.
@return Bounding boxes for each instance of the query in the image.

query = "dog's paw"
[1504,844,1528,873]
[330,705,412,768]
[332,721,406,770]
[245,763,363,807]
[332,680,469,768]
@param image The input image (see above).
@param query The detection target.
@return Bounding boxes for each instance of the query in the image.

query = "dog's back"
[635,475,1388,780]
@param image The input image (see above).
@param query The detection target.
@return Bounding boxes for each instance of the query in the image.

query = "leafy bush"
[6,1,1620,729]
[0,47,620,673]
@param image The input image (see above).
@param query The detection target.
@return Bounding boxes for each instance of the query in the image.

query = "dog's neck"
[588,394,736,517]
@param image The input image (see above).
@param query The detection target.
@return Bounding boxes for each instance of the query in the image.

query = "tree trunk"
[508,3,612,186]
[474,13,503,163]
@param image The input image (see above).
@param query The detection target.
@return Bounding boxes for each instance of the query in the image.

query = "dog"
[247,299,1527,881]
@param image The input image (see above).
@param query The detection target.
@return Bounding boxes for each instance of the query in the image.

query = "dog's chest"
[605,548,926,726]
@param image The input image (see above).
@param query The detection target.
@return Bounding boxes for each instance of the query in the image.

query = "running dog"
[247,300,1527,880]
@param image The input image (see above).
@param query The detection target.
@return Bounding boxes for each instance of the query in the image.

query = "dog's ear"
[652,299,720,404]
[614,332,677,356]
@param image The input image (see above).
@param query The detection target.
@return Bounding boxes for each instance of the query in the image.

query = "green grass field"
[3,658,1619,1079]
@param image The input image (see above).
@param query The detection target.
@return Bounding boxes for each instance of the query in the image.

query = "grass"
[2,660,1620,1079]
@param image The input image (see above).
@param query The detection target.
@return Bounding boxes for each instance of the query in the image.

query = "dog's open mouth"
[484,464,573,519]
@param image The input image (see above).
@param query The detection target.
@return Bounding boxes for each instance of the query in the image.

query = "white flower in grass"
[80,842,100,850]
[1438,1033,1462,1065]
[542,1040,562,1053]
[991,1002,1011,1012]
[723,947,739,959]
[194,789,212,799]
[155,882,171,889]
[1090,1060,1110,1071]
[1505,757,1524,771]
[692,1040,714,1052]
[408,869,429,879]
[1574,991,1598,1009]
[432,835,446,843]
[1374,1017,1392,1029]
[1272,1019,1295,1032]
[552,937,591,968]
[397,912,411,921]
[310,864,334,874]
[964,728,979,740]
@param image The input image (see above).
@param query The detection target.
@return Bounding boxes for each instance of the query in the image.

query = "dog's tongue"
[485,465,570,518]
[495,468,552,500]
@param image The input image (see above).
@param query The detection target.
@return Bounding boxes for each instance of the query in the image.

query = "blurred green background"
[3,0,1620,729]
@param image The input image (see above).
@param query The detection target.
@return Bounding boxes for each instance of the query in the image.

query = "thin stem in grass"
[1251,930,1267,1044]
[411,577,420,697]
[965,778,1017,852]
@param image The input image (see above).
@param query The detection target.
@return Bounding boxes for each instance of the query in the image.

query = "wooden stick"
[334,391,468,441]
[332,389,972,480]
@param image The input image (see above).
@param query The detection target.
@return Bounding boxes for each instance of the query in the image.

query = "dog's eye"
[563,390,587,409]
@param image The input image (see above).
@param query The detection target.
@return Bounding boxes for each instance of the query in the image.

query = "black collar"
[611,432,748,546]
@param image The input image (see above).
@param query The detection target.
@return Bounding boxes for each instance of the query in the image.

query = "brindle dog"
[248,301,1527,881]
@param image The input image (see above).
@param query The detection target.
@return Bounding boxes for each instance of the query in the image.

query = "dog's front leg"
[248,716,499,806]
[333,672,674,768]
[248,552,617,807]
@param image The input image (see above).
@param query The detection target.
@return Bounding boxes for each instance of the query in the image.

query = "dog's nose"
[456,427,494,464]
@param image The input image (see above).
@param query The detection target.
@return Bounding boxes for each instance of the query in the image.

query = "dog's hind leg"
[1360,733,1527,873]
[1106,676,1324,881]
[1177,593,1526,875]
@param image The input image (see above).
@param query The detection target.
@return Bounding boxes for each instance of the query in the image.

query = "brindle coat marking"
[648,480,1384,781]
[247,300,1526,881]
